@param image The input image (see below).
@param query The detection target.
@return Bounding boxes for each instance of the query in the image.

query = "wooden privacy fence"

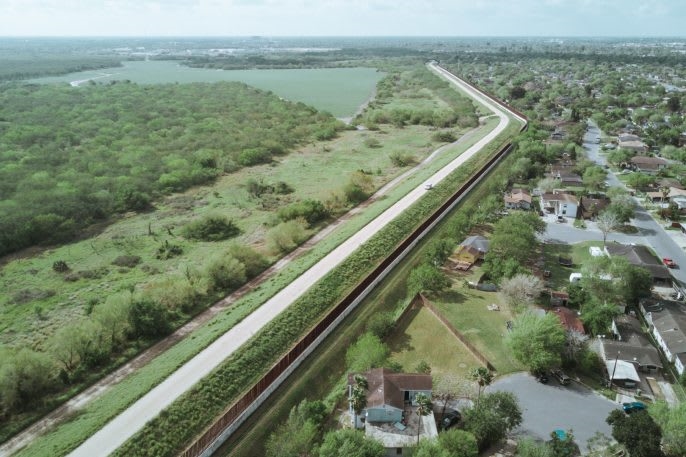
[420,294,496,372]
[180,78,527,457]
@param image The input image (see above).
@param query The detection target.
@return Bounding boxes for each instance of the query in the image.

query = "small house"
[504,188,532,210]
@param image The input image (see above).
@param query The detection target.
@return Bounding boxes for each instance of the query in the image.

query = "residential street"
[65,66,523,457]
[489,373,619,452]
[543,123,686,287]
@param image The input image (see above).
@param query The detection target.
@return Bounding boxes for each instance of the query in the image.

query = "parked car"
[551,369,571,385]
[622,401,646,414]
[424,183,433,190]
[441,410,461,430]
[663,258,677,268]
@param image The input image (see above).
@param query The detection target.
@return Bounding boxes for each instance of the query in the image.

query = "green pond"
[28,60,383,118]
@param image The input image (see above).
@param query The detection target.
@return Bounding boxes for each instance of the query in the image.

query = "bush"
[267,219,311,254]
[52,260,70,272]
[182,215,240,242]
[128,299,174,339]
[205,254,247,293]
[111,255,141,268]
[432,130,457,143]
[156,241,183,260]
[277,200,329,225]
[237,147,271,166]
[388,151,416,167]
[227,244,269,279]
[366,312,396,339]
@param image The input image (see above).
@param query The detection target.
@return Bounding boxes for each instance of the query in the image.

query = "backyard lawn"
[432,286,523,375]
[387,305,483,379]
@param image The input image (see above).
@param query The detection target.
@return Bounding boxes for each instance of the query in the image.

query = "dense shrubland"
[0,81,344,256]
[359,67,479,130]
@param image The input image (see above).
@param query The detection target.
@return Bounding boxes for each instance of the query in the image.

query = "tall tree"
[499,273,544,309]
[506,311,566,373]
[463,391,522,451]
[469,367,494,408]
[349,374,369,429]
[606,409,664,457]
[415,392,433,445]
[596,211,619,247]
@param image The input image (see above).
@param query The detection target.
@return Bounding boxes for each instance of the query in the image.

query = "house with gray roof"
[605,244,672,285]
[640,299,686,375]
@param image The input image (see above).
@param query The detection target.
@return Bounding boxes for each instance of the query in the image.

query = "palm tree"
[349,374,368,429]
[414,392,433,446]
[470,366,493,408]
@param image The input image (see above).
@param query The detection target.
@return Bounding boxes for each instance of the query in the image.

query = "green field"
[28,61,383,118]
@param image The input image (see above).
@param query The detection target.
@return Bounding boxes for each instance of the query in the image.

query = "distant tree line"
[0,58,122,81]
[0,81,345,256]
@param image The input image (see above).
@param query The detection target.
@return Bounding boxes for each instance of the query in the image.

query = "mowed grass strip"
[388,305,483,378]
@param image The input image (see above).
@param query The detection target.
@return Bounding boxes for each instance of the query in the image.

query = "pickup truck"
[663,258,677,268]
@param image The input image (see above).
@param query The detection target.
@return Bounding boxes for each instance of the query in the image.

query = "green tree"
[582,166,607,191]
[346,333,390,372]
[265,402,320,457]
[365,312,395,339]
[580,299,619,336]
[463,391,522,451]
[91,292,131,349]
[0,348,56,414]
[318,429,385,457]
[605,194,635,224]
[439,429,479,457]
[470,367,494,408]
[415,392,433,445]
[484,212,545,281]
[414,439,450,457]
[128,299,174,339]
[606,409,664,457]
[407,263,451,295]
[506,312,566,373]
[349,374,369,429]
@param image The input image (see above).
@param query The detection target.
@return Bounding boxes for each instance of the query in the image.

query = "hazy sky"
[1,0,685,37]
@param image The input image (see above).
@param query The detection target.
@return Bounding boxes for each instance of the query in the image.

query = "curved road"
[67,64,522,457]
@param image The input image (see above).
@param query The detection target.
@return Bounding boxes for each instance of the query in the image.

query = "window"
[396,448,403,455]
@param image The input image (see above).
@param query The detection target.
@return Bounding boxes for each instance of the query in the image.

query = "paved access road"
[66,66,523,457]
[489,373,620,452]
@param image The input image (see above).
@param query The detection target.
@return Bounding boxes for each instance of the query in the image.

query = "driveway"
[488,372,620,452]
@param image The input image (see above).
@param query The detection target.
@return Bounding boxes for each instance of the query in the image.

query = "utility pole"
[609,350,621,387]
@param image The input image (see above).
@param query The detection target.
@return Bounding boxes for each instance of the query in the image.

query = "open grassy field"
[27,61,383,118]
[0,123,475,351]
[388,305,483,378]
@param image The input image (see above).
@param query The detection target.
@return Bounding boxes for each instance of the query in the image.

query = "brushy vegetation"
[0,81,345,256]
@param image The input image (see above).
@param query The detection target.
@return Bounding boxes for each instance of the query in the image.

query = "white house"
[541,192,579,218]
